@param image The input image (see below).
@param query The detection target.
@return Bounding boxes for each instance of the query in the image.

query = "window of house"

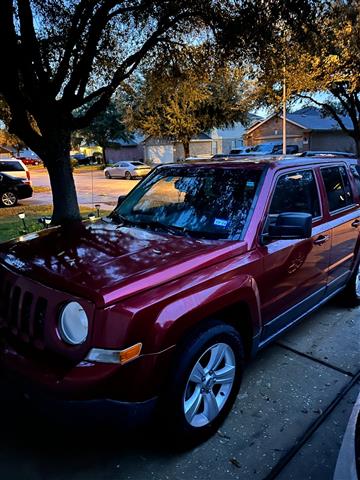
[321,166,354,212]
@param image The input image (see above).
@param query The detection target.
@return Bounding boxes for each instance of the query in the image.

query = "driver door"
[257,168,331,341]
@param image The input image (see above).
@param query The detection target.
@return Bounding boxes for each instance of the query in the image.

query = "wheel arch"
[151,277,262,362]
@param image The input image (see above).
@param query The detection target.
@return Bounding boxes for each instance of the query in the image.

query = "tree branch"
[52,0,98,94]
[71,10,194,128]
[18,0,49,89]
[296,93,353,136]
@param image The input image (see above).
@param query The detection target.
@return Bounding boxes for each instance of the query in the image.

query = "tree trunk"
[42,132,81,225]
[101,145,107,165]
[356,139,360,159]
[183,140,190,160]
[353,134,360,158]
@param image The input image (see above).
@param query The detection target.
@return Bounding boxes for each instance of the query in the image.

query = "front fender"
[150,274,262,353]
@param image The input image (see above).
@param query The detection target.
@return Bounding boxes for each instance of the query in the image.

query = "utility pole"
[283,65,286,155]
[282,64,287,155]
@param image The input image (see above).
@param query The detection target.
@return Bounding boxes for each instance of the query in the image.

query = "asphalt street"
[0,299,359,480]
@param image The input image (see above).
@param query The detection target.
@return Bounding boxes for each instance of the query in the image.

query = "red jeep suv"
[0,157,359,444]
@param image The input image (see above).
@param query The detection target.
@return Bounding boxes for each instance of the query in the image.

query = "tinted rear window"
[350,165,360,196]
[0,161,24,172]
[321,166,354,212]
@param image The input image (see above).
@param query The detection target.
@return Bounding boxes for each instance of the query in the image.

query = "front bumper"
[0,338,175,403]
[0,370,158,428]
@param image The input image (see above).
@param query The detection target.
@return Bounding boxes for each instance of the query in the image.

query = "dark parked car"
[272,144,299,154]
[0,172,33,207]
[0,157,359,445]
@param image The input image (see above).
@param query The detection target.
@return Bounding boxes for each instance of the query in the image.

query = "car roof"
[160,155,359,171]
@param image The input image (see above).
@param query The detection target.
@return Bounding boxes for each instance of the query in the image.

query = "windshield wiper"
[111,212,189,236]
[131,219,190,236]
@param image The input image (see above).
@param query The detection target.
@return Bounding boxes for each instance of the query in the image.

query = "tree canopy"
[0,0,323,223]
[129,47,253,158]
[253,0,360,154]
[74,99,130,163]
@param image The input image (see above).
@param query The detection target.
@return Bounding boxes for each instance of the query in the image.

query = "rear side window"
[321,166,354,212]
[269,170,321,218]
[350,165,360,196]
[0,161,24,172]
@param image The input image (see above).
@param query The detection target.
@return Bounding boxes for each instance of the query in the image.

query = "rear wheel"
[125,171,132,180]
[161,321,244,446]
[0,191,17,207]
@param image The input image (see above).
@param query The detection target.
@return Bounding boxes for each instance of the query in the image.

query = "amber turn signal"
[119,343,142,365]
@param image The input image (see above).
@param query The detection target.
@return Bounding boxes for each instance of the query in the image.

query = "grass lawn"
[0,205,108,243]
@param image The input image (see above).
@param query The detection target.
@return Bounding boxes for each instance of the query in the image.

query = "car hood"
[0,220,247,307]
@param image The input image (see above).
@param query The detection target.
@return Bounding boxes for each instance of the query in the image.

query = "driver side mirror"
[267,212,312,240]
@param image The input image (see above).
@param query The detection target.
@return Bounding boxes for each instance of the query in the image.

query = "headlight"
[59,302,88,345]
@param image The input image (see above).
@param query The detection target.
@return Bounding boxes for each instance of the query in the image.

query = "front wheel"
[161,321,244,446]
[105,171,111,179]
[0,191,17,207]
[124,171,132,180]
[343,261,360,306]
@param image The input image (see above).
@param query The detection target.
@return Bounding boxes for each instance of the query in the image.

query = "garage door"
[147,145,174,164]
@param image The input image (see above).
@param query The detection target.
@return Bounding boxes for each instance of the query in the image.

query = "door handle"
[351,219,360,228]
[313,235,330,246]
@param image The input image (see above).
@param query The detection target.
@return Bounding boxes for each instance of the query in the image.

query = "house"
[243,107,356,154]
[212,115,262,154]
[143,116,263,164]
[143,133,215,164]
[104,134,145,164]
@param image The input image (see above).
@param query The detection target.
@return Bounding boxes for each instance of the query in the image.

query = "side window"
[269,170,321,218]
[120,163,128,167]
[350,165,360,196]
[321,166,354,212]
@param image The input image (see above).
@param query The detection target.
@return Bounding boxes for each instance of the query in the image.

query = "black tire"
[0,191,18,207]
[342,260,360,306]
[125,171,132,180]
[105,171,111,179]
[161,320,244,447]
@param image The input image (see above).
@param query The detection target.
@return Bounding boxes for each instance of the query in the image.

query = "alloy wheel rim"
[2,192,16,206]
[355,264,360,298]
[183,342,236,428]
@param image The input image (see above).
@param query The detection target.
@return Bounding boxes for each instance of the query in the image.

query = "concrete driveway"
[0,300,359,480]
[25,167,139,209]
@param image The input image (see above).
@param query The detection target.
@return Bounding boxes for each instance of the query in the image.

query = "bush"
[70,158,79,170]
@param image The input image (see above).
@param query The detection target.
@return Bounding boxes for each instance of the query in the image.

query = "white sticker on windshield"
[214,218,228,227]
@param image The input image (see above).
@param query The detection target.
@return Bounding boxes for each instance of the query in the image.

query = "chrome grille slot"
[9,286,21,331]
[2,281,12,321]
[33,297,47,341]
[20,292,33,338]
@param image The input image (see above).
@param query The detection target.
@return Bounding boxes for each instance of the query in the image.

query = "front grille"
[0,274,47,347]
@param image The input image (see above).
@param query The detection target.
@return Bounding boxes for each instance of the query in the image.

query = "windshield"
[113,166,264,239]
[251,144,276,153]
[0,161,24,172]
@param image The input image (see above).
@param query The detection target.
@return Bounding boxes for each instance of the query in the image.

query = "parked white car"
[0,158,31,184]
[104,161,152,179]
